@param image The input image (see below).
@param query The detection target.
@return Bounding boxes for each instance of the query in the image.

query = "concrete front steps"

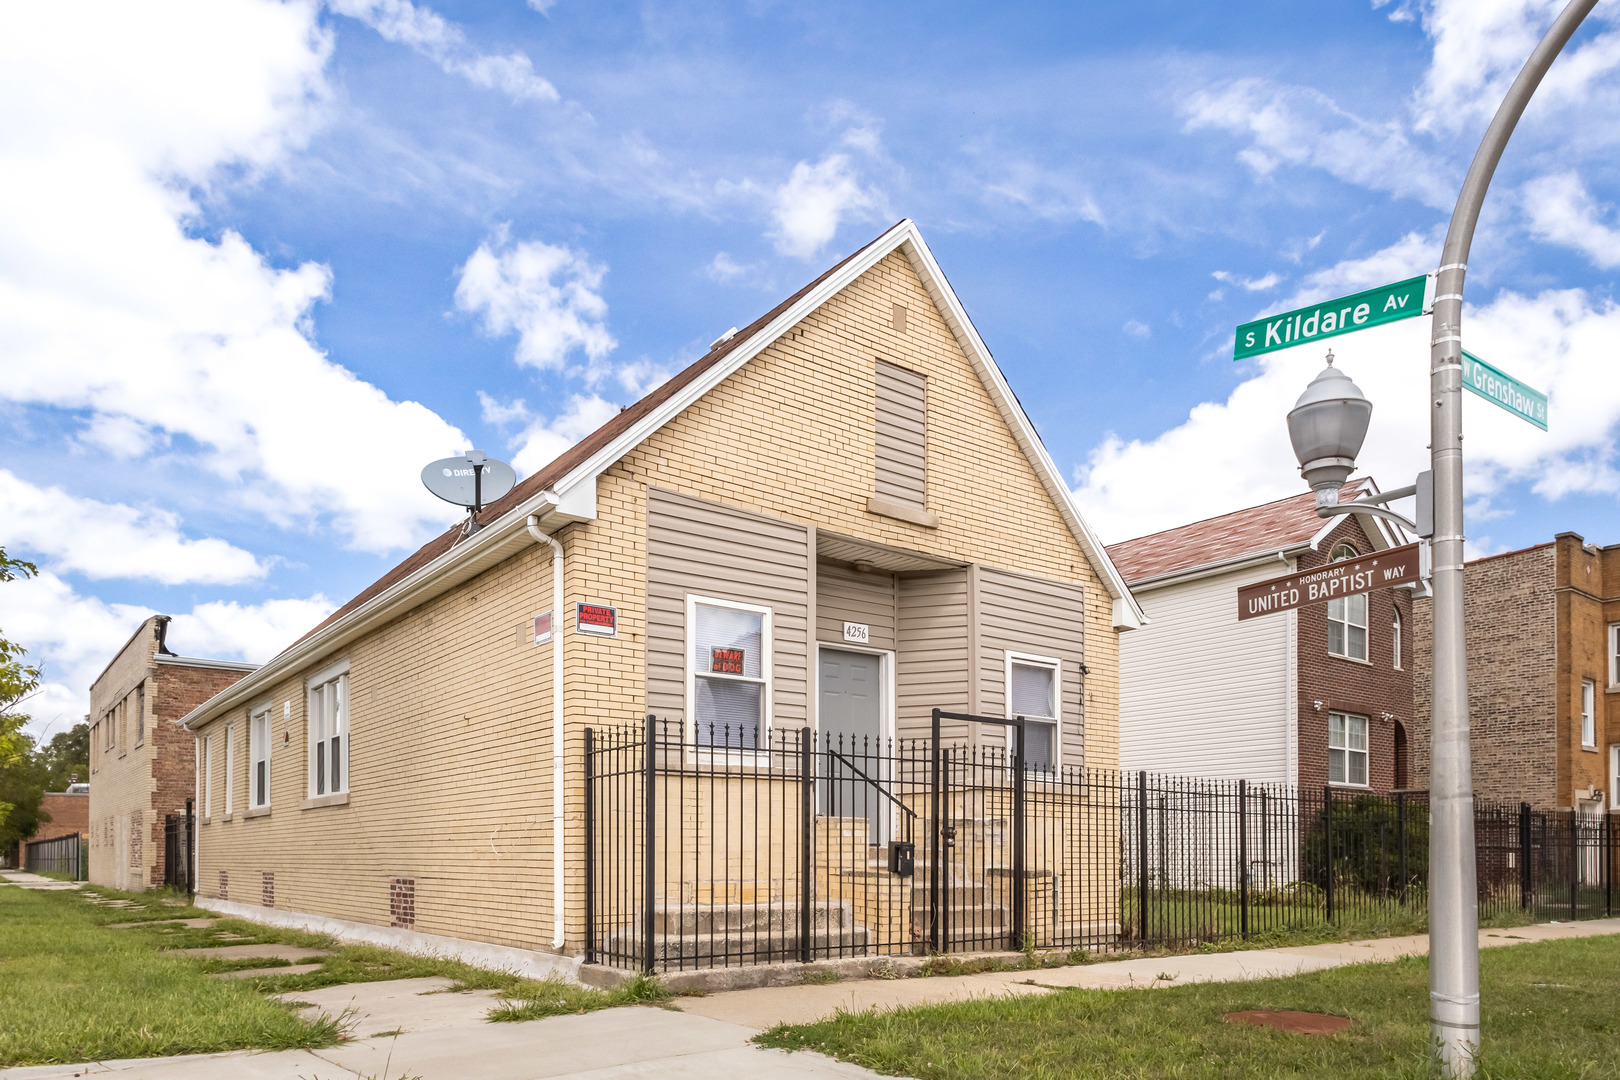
[604,899,872,966]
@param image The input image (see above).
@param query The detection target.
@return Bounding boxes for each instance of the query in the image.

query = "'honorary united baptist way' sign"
[1237,543,1422,621]
[1233,276,1431,361]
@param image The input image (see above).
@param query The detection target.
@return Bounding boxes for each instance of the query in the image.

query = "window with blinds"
[875,360,927,507]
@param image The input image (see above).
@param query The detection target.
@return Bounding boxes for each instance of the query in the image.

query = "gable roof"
[183,219,1144,729]
[1106,479,1388,585]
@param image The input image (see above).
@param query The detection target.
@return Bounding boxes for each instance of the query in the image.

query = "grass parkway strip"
[758,934,1620,1080]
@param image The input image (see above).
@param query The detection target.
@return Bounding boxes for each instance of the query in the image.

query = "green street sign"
[1233,275,1429,361]
[1462,350,1548,430]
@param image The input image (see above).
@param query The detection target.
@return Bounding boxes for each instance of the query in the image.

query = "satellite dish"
[421,450,517,514]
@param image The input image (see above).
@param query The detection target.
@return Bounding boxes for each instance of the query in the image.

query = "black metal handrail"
[826,747,916,843]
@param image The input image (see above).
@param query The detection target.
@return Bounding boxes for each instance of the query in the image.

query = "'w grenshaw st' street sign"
[1237,543,1422,621]
[1233,276,1431,361]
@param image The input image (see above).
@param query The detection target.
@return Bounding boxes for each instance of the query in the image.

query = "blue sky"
[5,0,1620,734]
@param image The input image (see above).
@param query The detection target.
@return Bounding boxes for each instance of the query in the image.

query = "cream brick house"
[180,220,1142,975]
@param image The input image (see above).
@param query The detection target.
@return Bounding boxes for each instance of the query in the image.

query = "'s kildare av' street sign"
[1462,350,1548,430]
[1233,275,1431,361]
[1237,543,1421,621]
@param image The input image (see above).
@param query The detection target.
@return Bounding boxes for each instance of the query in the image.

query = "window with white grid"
[1329,711,1369,787]
[307,662,350,797]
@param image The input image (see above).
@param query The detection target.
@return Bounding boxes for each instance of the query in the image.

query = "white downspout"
[526,513,566,951]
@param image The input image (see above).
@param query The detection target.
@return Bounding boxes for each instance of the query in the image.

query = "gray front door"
[819,649,885,841]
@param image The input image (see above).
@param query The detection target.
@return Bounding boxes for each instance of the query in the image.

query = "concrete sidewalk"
[0,870,82,892]
[6,919,1617,1079]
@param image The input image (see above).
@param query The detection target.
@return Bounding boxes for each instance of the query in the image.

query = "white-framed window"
[1328,711,1369,787]
[1006,652,1060,773]
[1392,610,1402,670]
[1611,745,1619,811]
[686,596,771,749]
[1326,544,1368,661]
[249,706,271,809]
[1582,679,1597,749]
[1611,624,1620,688]
[224,723,235,816]
[307,661,350,797]
[203,735,214,818]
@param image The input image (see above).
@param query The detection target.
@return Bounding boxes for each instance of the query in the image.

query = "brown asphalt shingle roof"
[291,225,899,648]
[1105,479,1370,584]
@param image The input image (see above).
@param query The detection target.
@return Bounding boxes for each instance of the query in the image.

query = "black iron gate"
[162,798,195,895]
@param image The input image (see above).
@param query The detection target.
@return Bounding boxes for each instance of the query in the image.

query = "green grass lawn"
[0,883,665,1066]
[0,883,343,1066]
[759,935,1620,1080]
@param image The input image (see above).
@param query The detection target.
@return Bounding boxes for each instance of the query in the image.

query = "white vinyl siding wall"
[1119,562,1296,783]
[874,360,927,506]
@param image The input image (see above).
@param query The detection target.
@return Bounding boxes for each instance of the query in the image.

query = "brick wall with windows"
[1410,542,1557,809]
[1294,514,1415,795]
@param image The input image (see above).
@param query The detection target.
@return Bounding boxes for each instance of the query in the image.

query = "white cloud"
[1408,0,1575,133]
[477,390,532,427]
[0,471,266,585]
[0,1,471,555]
[1271,229,1440,313]
[1182,78,1451,208]
[509,394,621,478]
[1076,240,1620,544]
[1122,320,1151,339]
[615,360,676,399]
[455,231,617,374]
[0,569,331,739]
[706,252,753,283]
[170,595,336,665]
[1523,172,1620,268]
[978,160,1106,227]
[769,154,883,260]
[327,0,559,103]
[1212,270,1282,292]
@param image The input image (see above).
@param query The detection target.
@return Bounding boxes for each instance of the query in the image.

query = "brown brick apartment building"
[5,785,89,869]
[1411,532,1620,817]
[1110,483,1415,794]
[88,616,256,890]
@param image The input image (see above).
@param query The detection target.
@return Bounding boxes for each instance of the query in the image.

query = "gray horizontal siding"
[875,360,927,506]
[645,488,810,731]
[976,567,1087,768]
[896,570,969,743]
[816,561,897,651]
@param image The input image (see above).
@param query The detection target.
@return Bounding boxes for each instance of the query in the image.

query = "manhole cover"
[1224,1010,1356,1036]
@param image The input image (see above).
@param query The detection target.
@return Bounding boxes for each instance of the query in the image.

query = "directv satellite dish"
[421,451,517,532]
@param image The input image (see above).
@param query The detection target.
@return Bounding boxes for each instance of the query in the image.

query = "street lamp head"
[1286,350,1372,507]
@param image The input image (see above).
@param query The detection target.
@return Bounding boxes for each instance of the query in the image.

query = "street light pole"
[1427,2,1596,1074]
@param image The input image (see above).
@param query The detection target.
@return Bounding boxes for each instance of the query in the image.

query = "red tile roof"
[290,225,898,648]
[1106,480,1370,584]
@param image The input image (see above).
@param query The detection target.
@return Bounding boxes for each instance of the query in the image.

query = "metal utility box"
[888,840,915,877]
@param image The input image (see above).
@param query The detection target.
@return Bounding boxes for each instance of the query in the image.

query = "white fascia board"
[895,227,1147,631]
[1307,477,1410,553]
[180,490,564,732]
[154,655,259,673]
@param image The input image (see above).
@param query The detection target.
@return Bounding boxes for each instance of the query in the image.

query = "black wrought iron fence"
[25,832,84,880]
[584,714,1618,973]
[162,800,195,895]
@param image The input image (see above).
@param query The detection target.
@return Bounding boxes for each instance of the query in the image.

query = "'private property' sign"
[1233,276,1431,361]
[1237,543,1421,621]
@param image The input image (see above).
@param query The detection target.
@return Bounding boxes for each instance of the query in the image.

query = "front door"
[818,648,886,842]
